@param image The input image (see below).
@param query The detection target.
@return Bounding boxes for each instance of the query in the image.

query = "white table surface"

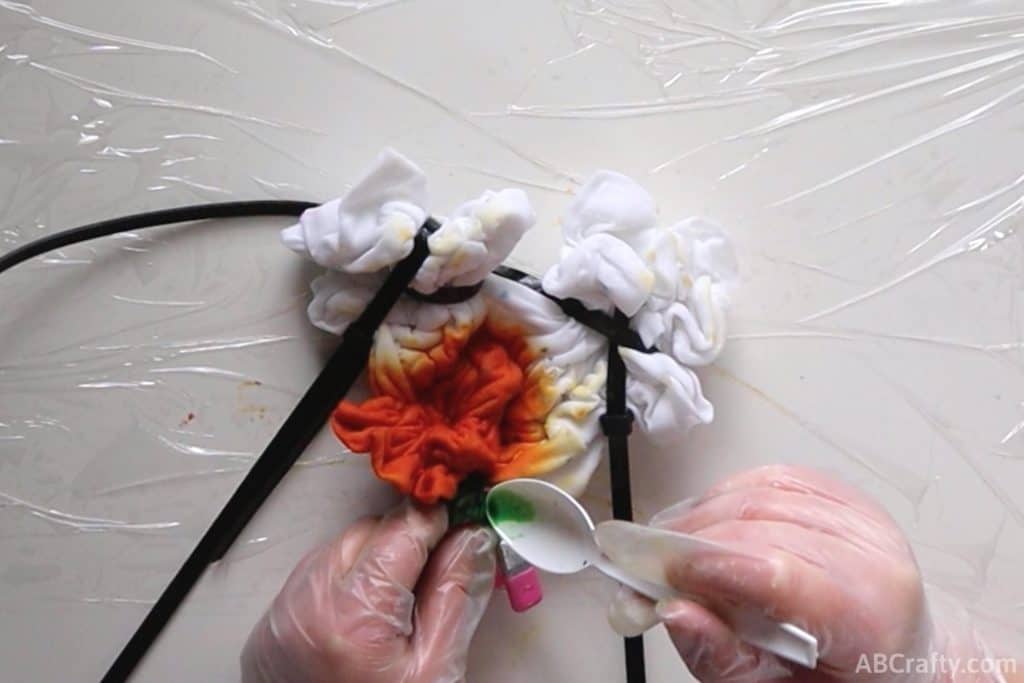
[1,1,1022,681]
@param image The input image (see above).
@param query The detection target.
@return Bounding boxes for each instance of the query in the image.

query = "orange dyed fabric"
[331,324,556,504]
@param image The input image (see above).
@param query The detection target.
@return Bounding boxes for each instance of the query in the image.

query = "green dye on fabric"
[448,474,489,527]
[486,489,535,525]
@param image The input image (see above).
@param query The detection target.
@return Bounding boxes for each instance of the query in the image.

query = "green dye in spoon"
[487,489,536,525]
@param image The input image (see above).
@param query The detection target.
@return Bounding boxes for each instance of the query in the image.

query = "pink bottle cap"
[503,566,543,613]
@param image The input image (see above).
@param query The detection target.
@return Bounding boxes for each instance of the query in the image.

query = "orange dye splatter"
[331,323,559,504]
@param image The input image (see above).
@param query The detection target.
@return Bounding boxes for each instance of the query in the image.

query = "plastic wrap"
[1,1,1021,680]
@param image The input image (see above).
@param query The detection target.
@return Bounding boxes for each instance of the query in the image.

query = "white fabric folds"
[283,151,737,496]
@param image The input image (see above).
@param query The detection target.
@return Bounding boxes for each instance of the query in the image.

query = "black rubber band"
[600,411,634,436]
[0,201,318,276]
[100,218,440,683]
[493,265,653,353]
[404,280,484,304]
[604,310,647,683]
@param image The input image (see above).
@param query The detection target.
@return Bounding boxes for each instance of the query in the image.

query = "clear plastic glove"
[241,502,496,683]
[603,465,1018,682]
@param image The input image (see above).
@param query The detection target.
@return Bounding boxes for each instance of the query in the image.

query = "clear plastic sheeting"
[0,1,1021,681]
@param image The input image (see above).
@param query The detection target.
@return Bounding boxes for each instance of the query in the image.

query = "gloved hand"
[603,465,1018,682]
[241,501,496,683]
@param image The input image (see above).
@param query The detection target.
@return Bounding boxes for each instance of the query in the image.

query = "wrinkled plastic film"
[1,1,1022,680]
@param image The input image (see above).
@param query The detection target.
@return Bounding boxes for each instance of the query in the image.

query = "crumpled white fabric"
[281,148,428,274]
[285,152,736,495]
[543,171,738,365]
[282,148,535,299]
[540,171,736,448]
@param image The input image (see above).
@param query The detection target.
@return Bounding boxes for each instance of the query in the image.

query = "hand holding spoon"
[485,478,818,669]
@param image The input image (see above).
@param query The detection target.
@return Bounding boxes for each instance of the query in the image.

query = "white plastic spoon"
[485,478,819,669]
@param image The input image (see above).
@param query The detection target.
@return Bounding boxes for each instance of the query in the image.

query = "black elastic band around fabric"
[603,310,646,683]
[600,411,634,436]
[100,218,440,683]
[493,265,653,353]
[404,280,484,304]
